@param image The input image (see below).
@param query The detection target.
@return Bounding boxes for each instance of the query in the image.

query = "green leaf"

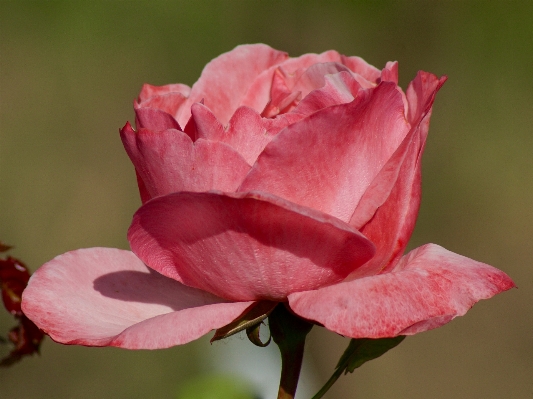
[311,336,405,399]
[339,336,406,373]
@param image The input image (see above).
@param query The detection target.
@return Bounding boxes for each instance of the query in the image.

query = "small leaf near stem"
[269,304,313,399]
[211,301,277,344]
[311,336,406,399]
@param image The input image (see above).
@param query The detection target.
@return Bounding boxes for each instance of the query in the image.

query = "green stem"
[268,304,313,399]
[310,368,344,399]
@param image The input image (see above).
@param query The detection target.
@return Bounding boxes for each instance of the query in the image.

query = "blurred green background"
[1,1,531,398]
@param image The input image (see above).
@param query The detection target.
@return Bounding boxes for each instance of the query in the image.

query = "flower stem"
[268,304,313,399]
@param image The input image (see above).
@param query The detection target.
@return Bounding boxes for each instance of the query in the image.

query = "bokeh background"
[1,1,531,398]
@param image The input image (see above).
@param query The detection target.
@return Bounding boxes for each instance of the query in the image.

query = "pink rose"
[22,44,514,349]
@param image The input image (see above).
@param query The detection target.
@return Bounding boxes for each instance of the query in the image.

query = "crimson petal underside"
[21,248,253,349]
[288,244,515,338]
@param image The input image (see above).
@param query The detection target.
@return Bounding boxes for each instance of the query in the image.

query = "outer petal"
[288,244,516,338]
[134,107,181,131]
[347,73,446,277]
[21,248,254,349]
[120,123,251,202]
[180,44,289,126]
[239,82,410,223]
[128,191,375,301]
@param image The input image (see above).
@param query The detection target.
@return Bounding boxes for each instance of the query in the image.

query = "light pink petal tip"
[181,44,289,126]
[21,248,253,349]
[288,244,515,338]
[128,191,375,301]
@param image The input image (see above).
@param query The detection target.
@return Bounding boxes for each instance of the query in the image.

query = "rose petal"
[136,83,191,103]
[288,244,516,338]
[128,191,375,301]
[347,73,446,276]
[239,81,410,223]
[179,44,289,126]
[340,55,381,85]
[292,71,360,116]
[380,61,399,84]
[191,103,304,166]
[21,248,254,349]
[291,62,353,98]
[120,123,251,202]
[240,50,376,114]
[134,108,181,131]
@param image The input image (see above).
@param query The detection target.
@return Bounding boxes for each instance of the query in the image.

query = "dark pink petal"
[189,102,225,141]
[288,244,516,338]
[380,61,399,84]
[348,74,446,276]
[261,68,301,118]
[21,248,253,349]
[120,123,251,202]
[134,108,181,131]
[180,44,289,126]
[128,191,375,301]
[239,82,410,223]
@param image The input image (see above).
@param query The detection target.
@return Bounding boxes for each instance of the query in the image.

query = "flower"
[22,44,514,349]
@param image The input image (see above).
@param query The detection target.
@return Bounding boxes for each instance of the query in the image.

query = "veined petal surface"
[128,191,375,301]
[288,244,515,338]
[21,248,254,349]
[120,123,250,202]
[239,82,410,223]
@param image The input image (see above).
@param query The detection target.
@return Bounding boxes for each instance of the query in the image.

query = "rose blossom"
[22,44,514,349]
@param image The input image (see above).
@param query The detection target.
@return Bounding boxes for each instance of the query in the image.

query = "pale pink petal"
[379,61,408,115]
[340,55,382,83]
[292,71,360,116]
[137,83,191,103]
[135,84,190,125]
[291,62,353,99]
[191,103,304,166]
[240,50,353,113]
[128,191,375,301]
[21,248,254,349]
[179,44,289,126]
[288,244,516,338]
[239,82,410,222]
[347,74,446,277]
[120,123,251,202]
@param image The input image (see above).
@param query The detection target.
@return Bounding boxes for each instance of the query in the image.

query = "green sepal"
[338,336,406,373]
[210,301,277,343]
